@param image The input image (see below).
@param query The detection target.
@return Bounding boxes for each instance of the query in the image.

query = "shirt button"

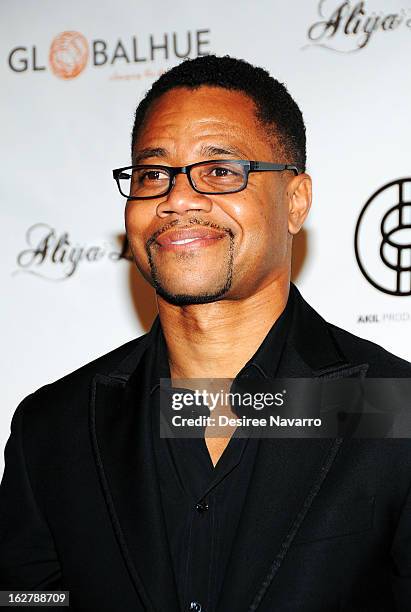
[189,603,202,611]
[195,500,209,513]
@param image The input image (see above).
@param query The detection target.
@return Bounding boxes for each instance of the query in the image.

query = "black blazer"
[1,284,411,612]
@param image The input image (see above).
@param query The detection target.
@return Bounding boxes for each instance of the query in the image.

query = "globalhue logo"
[49,31,89,79]
[7,29,211,79]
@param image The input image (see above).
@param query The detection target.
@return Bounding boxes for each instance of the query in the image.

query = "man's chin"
[147,243,234,306]
[155,283,230,306]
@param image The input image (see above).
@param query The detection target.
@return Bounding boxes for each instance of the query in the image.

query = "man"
[1,55,410,612]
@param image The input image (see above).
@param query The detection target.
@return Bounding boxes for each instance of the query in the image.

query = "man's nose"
[156,173,212,217]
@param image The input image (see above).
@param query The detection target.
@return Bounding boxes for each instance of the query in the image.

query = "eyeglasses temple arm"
[250,162,301,175]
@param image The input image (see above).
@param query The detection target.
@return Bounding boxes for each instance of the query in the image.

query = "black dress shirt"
[149,289,295,612]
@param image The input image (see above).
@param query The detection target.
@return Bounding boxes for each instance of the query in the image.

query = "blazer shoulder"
[20,330,153,417]
[327,321,411,376]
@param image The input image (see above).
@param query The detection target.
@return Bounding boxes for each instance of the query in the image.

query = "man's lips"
[155,227,228,251]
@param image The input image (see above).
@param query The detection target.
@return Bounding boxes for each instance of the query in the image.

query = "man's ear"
[287,173,312,235]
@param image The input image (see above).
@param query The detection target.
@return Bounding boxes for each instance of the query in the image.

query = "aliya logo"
[304,0,411,52]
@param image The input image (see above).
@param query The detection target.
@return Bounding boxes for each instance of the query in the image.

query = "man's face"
[126,86,302,305]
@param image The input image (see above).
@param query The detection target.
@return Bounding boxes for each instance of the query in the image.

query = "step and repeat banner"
[1,0,410,474]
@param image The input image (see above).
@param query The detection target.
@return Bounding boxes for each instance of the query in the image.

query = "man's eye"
[209,166,238,177]
[141,170,168,181]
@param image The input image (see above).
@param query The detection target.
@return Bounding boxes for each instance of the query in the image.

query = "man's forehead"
[134,86,277,159]
[140,86,260,129]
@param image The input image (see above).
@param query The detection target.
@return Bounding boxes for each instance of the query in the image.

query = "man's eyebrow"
[132,144,249,165]
[133,147,168,164]
[199,144,248,159]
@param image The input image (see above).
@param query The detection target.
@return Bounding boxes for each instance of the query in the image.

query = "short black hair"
[131,54,306,172]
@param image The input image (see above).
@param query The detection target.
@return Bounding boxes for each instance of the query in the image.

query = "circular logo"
[355,178,411,296]
[49,31,88,79]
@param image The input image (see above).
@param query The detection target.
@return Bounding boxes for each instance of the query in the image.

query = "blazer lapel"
[89,320,180,612]
[217,285,370,612]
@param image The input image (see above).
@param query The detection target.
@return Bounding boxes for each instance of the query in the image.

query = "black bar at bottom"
[0,592,69,607]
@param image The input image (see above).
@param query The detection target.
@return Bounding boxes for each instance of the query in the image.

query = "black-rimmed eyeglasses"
[112,159,302,200]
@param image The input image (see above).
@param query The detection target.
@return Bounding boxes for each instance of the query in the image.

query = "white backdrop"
[1,0,411,476]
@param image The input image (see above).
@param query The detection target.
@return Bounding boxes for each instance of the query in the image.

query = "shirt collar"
[238,285,295,379]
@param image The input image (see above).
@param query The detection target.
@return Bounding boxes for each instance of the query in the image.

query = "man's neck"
[157,275,290,380]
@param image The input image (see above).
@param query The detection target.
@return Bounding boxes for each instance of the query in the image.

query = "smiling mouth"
[154,227,228,251]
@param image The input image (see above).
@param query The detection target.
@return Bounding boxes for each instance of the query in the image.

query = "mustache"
[146,217,234,249]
